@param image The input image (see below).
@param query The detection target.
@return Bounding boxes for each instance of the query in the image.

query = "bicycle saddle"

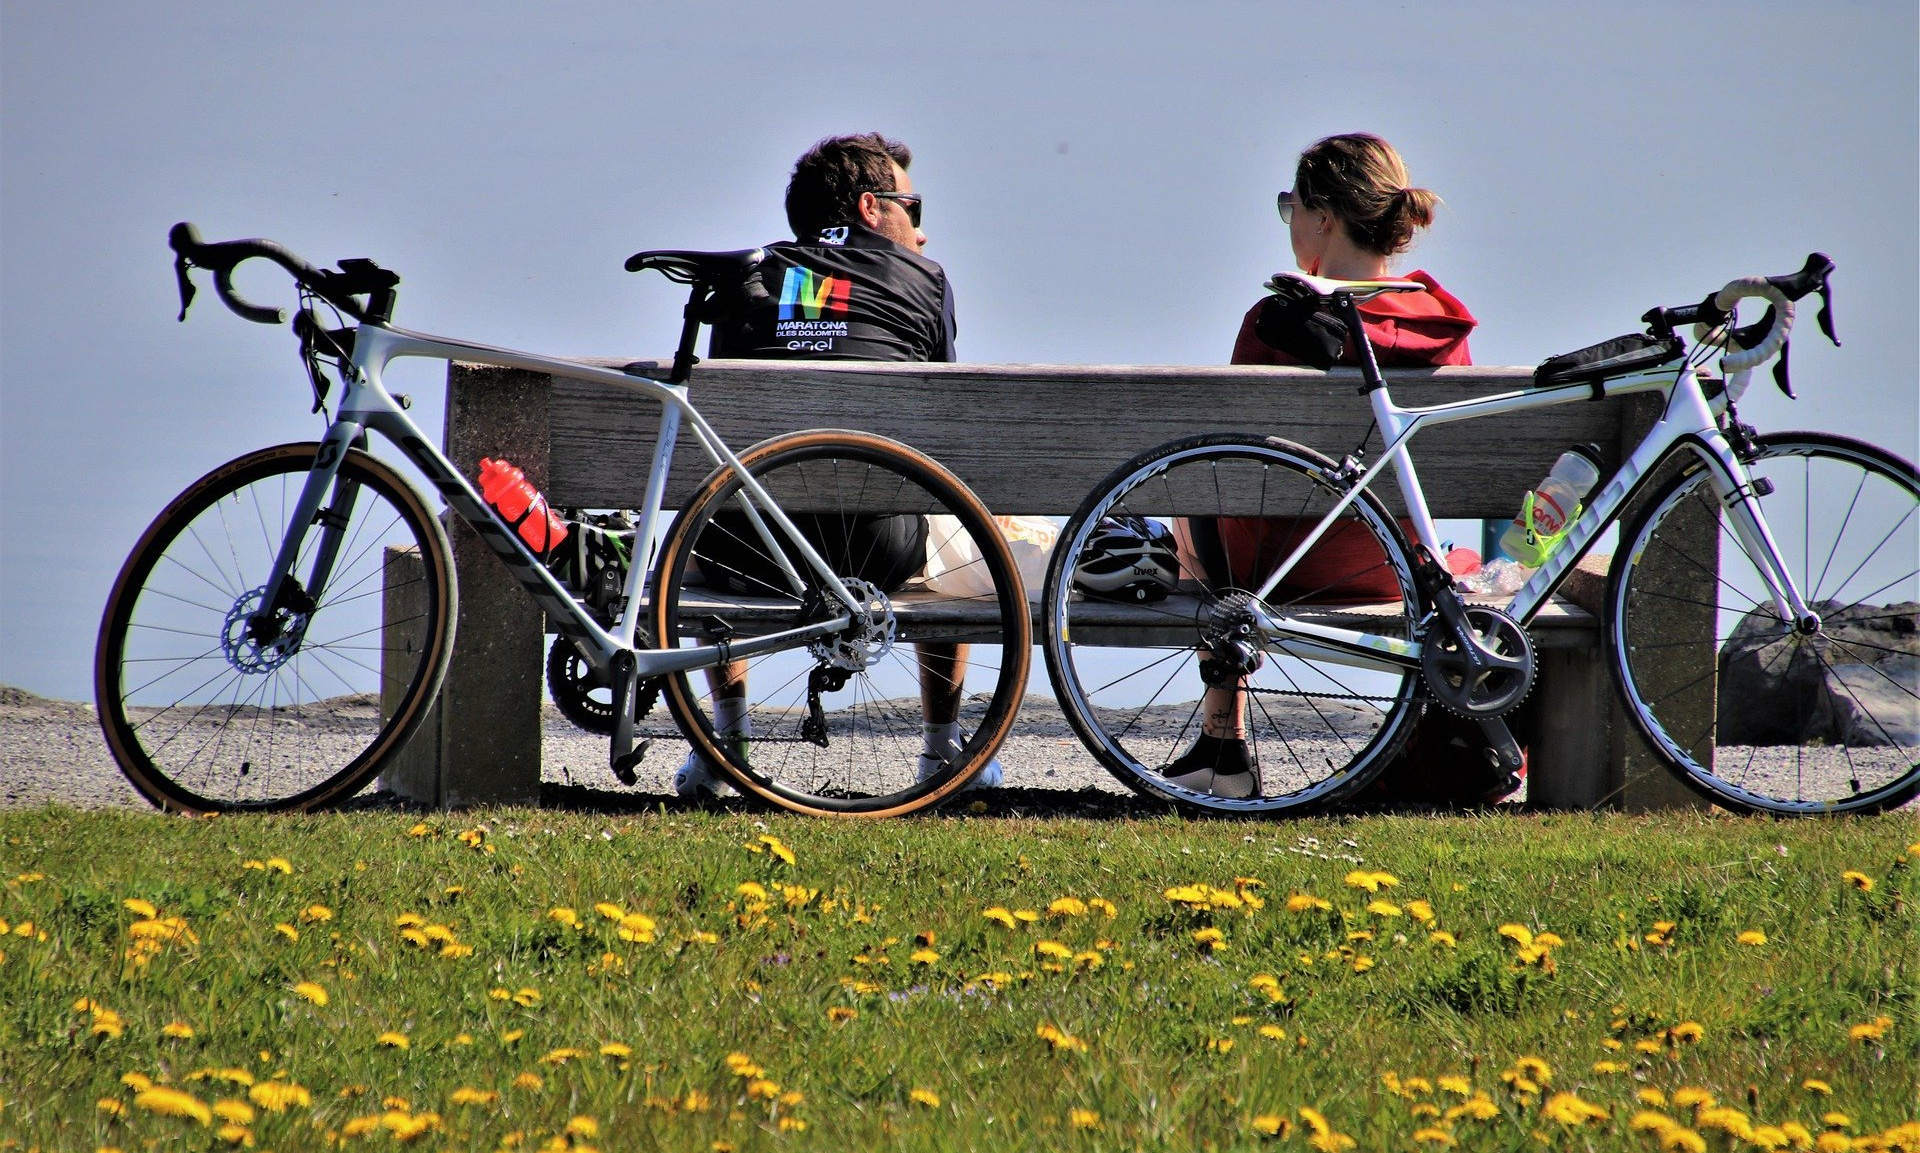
[625,247,765,283]
[1264,271,1427,300]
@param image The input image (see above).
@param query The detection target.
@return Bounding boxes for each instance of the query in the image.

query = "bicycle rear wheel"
[651,430,1030,816]
[1041,433,1424,814]
[1609,433,1919,814]
[96,444,455,813]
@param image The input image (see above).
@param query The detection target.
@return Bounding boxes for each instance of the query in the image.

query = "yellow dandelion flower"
[1822,1111,1851,1128]
[246,1081,310,1112]
[1013,908,1040,922]
[1164,884,1209,904]
[407,822,432,836]
[981,906,1018,928]
[1591,1060,1625,1074]
[1412,1126,1456,1146]
[135,1086,212,1125]
[1841,870,1874,891]
[565,1116,600,1139]
[1352,955,1375,972]
[1668,1021,1704,1044]
[758,834,797,865]
[1405,899,1435,923]
[1848,1017,1890,1041]
[1670,1087,1715,1109]
[1192,927,1225,948]
[376,1032,410,1049]
[827,1006,857,1023]
[211,1100,254,1125]
[1090,897,1118,918]
[1813,1133,1852,1152]
[501,1028,525,1045]
[290,980,327,1005]
[1638,1089,1667,1107]
[512,987,542,1007]
[161,1021,194,1040]
[1802,1079,1833,1095]
[123,898,158,918]
[617,913,657,943]
[1366,900,1402,917]
[512,1072,543,1091]
[97,1097,126,1116]
[1069,1108,1101,1130]
[1428,929,1458,947]
[1049,897,1088,917]
[725,1052,762,1075]
[1542,1092,1608,1126]
[1663,1127,1708,1152]
[541,1047,587,1065]
[1252,1113,1289,1136]
[1497,923,1534,948]
[1258,1024,1286,1040]
[910,1087,941,1108]
[1437,1076,1471,1097]
[488,986,511,1001]
[272,923,299,942]
[263,858,292,874]
[1286,893,1332,912]
[298,904,332,923]
[594,902,625,921]
[599,1042,632,1058]
[1035,939,1073,959]
[1737,929,1767,946]
[449,1087,499,1106]
[909,947,939,965]
[1634,1039,1665,1054]
[1631,1110,1679,1133]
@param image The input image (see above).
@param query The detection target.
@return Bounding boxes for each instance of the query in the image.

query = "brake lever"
[173,253,197,321]
[1772,339,1795,399]
[1815,275,1839,346]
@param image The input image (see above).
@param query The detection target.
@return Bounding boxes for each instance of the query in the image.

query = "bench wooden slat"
[534,360,1639,517]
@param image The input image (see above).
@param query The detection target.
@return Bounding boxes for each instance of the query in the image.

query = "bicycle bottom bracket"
[807,578,897,672]
[222,586,306,673]
[1421,605,1534,718]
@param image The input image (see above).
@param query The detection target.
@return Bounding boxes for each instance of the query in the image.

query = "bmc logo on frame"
[778,267,852,321]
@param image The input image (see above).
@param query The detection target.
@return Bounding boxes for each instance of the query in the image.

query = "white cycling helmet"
[1074,516,1181,603]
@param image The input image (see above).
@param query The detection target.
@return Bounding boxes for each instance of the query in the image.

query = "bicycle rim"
[1042,433,1423,814]
[653,431,1029,816]
[1610,433,1919,814]
[96,444,454,813]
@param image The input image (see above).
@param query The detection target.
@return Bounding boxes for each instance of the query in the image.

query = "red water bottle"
[477,457,569,556]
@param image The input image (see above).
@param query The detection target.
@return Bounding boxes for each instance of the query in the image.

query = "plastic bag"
[922,514,1058,601]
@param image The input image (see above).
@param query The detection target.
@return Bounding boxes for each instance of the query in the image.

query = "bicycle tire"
[96,443,455,813]
[1042,432,1425,814]
[1609,432,1919,814]
[651,430,1030,816]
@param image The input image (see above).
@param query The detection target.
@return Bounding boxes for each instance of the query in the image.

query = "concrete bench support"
[383,358,1708,811]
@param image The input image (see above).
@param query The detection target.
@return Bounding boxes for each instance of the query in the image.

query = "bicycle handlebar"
[1640,252,1838,399]
[169,222,401,326]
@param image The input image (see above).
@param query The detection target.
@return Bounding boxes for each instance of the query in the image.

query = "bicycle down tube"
[267,322,868,686]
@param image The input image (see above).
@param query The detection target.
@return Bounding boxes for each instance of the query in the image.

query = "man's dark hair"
[785,133,912,238]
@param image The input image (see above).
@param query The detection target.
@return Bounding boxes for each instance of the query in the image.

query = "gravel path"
[0,686,1133,813]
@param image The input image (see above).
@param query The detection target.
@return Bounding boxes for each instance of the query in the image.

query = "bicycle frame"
[1245,359,1818,670]
[252,320,868,686]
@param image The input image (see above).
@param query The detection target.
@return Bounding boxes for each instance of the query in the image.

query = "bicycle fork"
[245,423,368,663]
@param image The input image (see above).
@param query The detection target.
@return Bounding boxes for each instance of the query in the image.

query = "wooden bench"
[379,359,1707,812]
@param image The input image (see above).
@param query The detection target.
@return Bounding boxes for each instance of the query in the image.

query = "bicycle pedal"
[611,739,652,786]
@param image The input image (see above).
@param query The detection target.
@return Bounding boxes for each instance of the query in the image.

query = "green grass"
[0,808,1912,1152]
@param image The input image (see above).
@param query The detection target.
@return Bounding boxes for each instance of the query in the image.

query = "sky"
[2,0,1915,700]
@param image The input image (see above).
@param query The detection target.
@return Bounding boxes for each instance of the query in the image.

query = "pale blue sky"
[2,0,1914,699]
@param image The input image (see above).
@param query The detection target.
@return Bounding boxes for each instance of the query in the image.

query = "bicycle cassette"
[1421,605,1534,718]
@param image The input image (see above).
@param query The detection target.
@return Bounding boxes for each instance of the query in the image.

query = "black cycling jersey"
[709,223,956,363]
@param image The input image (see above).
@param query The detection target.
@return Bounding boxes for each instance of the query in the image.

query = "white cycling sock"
[713,695,752,739]
[923,720,961,760]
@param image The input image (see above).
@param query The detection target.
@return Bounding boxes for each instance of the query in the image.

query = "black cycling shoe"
[1160,735,1258,799]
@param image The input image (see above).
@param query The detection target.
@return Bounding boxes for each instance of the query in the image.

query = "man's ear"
[855,191,884,229]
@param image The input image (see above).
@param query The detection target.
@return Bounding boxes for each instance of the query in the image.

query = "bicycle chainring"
[1421,605,1535,718]
[546,634,658,735]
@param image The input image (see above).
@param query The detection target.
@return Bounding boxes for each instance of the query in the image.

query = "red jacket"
[1230,270,1476,368]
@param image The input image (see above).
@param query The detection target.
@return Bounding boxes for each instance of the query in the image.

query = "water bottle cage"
[1511,491,1581,568]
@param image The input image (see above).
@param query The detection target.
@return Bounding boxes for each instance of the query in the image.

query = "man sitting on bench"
[673,131,1003,798]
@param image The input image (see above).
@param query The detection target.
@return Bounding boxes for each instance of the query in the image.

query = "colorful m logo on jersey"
[778,267,852,320]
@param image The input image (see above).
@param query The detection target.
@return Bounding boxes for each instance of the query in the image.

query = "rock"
[1717,601,1919,746]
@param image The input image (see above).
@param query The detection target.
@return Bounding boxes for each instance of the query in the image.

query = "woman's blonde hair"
[1293,133,1439,257]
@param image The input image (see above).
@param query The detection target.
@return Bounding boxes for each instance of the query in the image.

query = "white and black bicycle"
[95,225,1030,816]
[1042,254,1918,816]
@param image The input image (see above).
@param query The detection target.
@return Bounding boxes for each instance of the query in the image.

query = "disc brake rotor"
[807,579,897,672]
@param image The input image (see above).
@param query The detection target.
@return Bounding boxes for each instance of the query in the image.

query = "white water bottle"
[1497,444,1603,567]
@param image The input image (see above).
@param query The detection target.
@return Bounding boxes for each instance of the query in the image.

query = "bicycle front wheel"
[96,444,455,813]
[1609,433,1919,814]
[1042,433,1424,814]
[652,430,1030,816]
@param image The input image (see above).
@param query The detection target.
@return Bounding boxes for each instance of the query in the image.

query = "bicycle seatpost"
[670,282,712,384]
[1333,292,1388,395]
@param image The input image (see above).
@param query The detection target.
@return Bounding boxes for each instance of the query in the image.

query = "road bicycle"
[1042,254,1919,815]
[95,225,1030,816]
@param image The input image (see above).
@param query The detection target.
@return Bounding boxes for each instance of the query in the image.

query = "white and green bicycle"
[1043,254,1918,815]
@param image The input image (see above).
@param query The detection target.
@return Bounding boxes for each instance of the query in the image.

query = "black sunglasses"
[871,190,923,227]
